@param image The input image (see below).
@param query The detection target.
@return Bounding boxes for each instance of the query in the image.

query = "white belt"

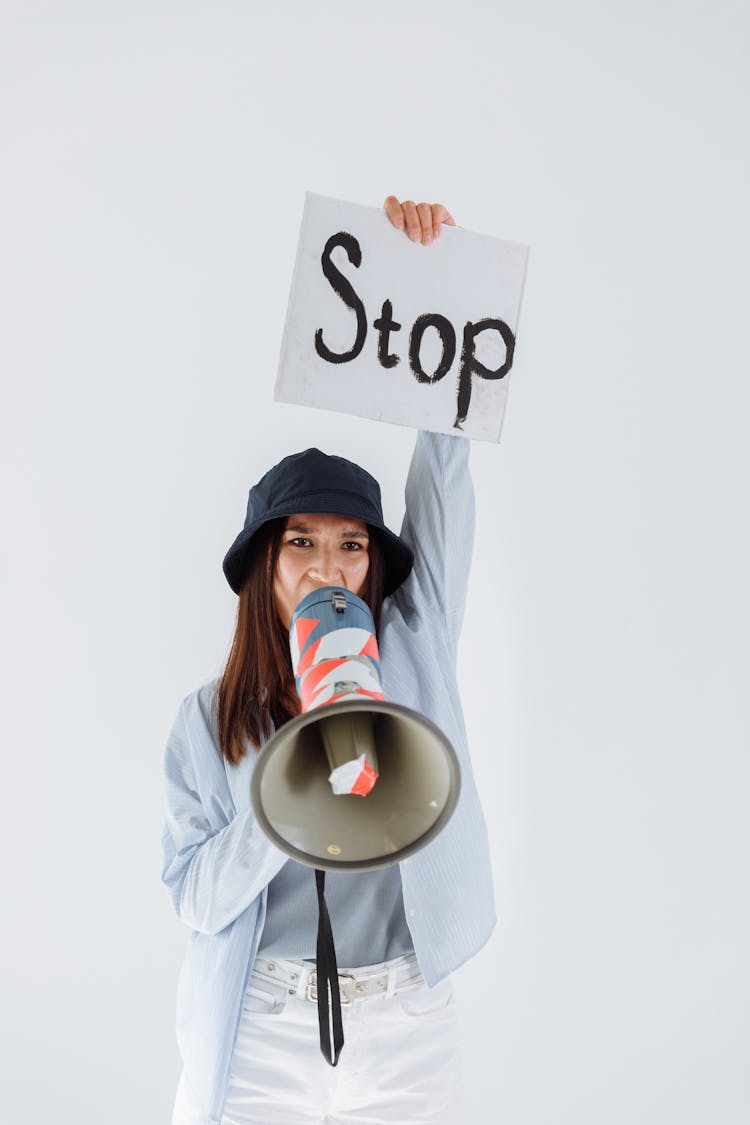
[252,953,423,1005]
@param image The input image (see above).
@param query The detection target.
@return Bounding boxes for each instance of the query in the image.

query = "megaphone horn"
[250,586,461,871]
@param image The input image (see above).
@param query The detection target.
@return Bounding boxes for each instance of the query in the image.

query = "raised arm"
[160,692,287,934]
[397,429,475,661]
[381,196,474,656]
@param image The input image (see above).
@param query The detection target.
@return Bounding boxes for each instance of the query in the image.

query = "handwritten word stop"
[276,193,528,442]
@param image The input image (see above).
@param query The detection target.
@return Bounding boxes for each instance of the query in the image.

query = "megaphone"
[250,586,461,871]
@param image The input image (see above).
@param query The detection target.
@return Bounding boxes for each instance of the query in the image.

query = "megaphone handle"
[315,869,345,1067]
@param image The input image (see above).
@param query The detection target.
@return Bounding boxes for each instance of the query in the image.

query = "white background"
[1,2,748,1123]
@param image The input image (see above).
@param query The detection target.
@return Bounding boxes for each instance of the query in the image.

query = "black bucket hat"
[222,448,414,597]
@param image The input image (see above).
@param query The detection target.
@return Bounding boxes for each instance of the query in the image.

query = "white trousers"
[172,953,462,1125]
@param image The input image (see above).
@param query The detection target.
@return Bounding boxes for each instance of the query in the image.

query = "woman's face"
[273,512,370,629]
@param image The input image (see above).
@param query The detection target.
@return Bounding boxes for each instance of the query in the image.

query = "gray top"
[257,859,413,966]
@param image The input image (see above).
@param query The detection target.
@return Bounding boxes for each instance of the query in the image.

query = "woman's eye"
[285,537,366,550]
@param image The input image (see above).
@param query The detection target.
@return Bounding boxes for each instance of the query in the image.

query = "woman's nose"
[308,551,343,585]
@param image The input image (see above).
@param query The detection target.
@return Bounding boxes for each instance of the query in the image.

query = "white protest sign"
[275,192,529,442]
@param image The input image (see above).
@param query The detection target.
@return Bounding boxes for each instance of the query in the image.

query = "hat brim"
[222,501,414,598]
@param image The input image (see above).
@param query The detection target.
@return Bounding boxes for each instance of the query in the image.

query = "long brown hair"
[217,518,385,764]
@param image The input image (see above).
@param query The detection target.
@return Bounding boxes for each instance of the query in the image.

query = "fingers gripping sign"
[383,196,456,244]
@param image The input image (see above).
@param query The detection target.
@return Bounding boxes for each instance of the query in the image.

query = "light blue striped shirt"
[161,430,497,1124]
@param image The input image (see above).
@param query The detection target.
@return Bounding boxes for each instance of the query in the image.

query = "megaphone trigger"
[318,710,379,796]
[328,751,379,796]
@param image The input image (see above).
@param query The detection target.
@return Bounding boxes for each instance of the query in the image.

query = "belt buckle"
[307,971,356,1005]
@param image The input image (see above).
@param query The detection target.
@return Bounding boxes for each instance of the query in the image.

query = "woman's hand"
[383,195,456,245]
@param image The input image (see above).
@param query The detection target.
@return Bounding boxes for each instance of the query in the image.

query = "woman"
[162,196,497,1125]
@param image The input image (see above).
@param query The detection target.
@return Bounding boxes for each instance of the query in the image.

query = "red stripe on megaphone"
[358,634,380,660]
[296,635,322,677]
[299,657,348,711]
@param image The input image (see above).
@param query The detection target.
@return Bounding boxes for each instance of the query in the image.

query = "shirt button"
[409,909,416,917]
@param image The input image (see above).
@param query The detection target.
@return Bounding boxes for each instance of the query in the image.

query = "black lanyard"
[314,868,345,1066]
